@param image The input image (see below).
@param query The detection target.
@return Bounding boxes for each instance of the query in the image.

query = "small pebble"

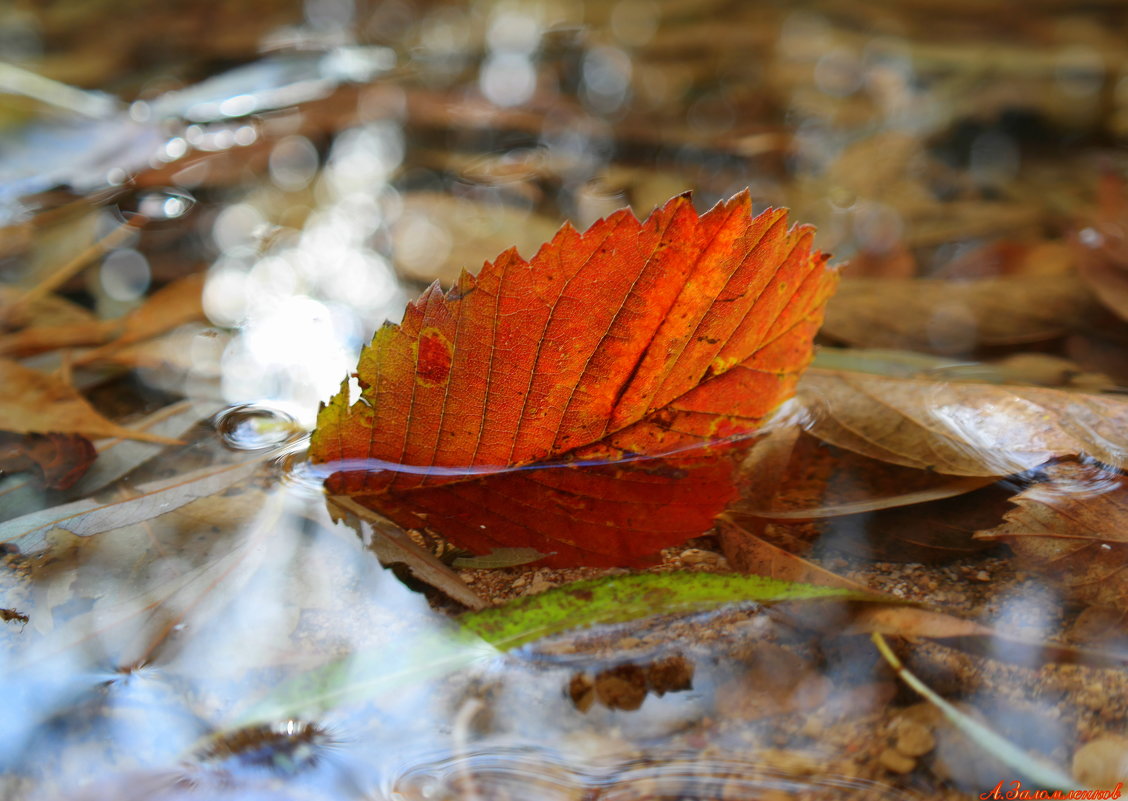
[878,748,916,774]
[895,720,936,757]
[523,576,553,595]
[976,570,991,582]
[680,548,722,566]
[1073,735,1128,789]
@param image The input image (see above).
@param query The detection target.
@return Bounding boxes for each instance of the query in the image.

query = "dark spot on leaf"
[417,328,453,386]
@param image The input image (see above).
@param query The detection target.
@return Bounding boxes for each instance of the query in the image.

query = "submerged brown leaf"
[799,369,1128,476]
[0,273,206,360]
[817,481,1014,563]
[821,276,1094,354]
[326,495,485,610]
[736,430,995,520]
[0,432,96,489]
[0,359,180,445]
[0,455,269,553]
[75,272,207,365]
[717,516,875,593]
[977,461,1128,611]
[0,286,99,330]
[778,600,1128,670]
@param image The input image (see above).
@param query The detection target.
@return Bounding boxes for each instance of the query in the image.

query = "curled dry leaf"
[821,275,1094,354]
[0,359,179,445]
[798,369,1128,477]
[312,192,839,567]
[976,461,1128,611]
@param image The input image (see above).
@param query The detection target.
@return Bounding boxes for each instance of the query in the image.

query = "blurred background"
[4,0,1127,417]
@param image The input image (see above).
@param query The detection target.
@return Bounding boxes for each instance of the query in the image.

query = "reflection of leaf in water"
[29,487,277,664]
[237,571,866,724]
[729,427,1005,564]
[735,427,995,520]
[799,369,1128,476]
[817,480,1015,563]
[0,400,219,523]
[313,193,839,567]
[68,401,225,497]
[977,460,1128,611]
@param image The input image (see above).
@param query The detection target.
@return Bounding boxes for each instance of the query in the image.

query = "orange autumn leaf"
[310,192,838,566]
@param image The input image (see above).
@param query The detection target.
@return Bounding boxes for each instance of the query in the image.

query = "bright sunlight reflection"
[202,120,406,421]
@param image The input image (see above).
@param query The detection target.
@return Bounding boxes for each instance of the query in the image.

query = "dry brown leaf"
[0,273,206,360]
[0,286,98,329]
[0,359,179,445]
[0,319,117,358]
[74,272,207,365]
[798,368,1128,476]
[717,516,876,593]
[822,275,1094,354]
[1073,171,1128,322]
[976,461,1128,611]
